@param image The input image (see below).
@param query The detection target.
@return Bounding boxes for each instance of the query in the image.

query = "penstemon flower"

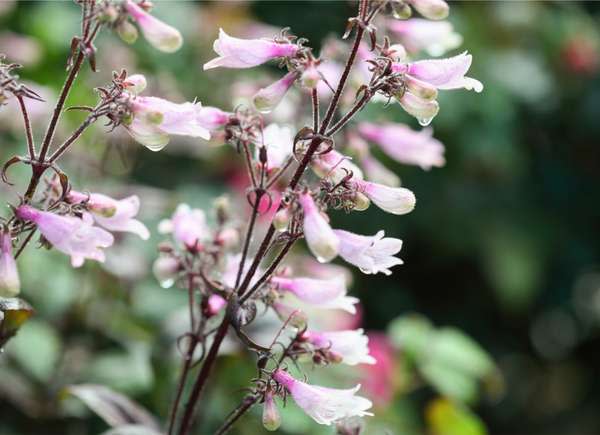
[333,229,404,275]
[272,370,373,425]
[0,230,20,298]
[126,95,211,151]
[312,149,364,183]
[124,0,183,52]
[358,122,445,170]
[387,18,462,57]
[353,179,416,215]
[271,275,358,314]
[203,29,300,70]
[253,71,299,113]
[16,205,114,268]
[304,328,376,365]
[405,0,450,20]
[158,204,210,250]
[298,192,339,263]
[256,123,294,172]
[152,256,180,288]
[262,390,281,431]
[68,191,150,240]
[360,153,401,187]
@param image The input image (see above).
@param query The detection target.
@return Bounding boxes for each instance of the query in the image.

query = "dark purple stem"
[16,96,36,160]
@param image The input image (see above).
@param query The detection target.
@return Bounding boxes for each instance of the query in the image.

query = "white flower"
[306,328,376,365]
[0,231,20,297]
[158,204,210,248]
[273,370,373,425]
[334,229,403,275]
[257,123,294,171]
[298,193,339,263]
[355,180,416,215]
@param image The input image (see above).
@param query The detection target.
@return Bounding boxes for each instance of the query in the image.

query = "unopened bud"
[273,208,291,232]
[117,19,139,45]
[123,74,147,95]
[217,227,239,248]
[409,0,449,20]
[214,195,230,224]
[300,65,321,89]
[99,5,119,23]
[205,294,227,317]
[353,192,370,211]
[262,391,281,431]
[152,256,179,288]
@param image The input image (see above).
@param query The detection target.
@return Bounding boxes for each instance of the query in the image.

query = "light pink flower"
[358,122,445,170]
[406,0,449,20]
[395,52,483,93]
[360,154,401,187]
[353,180,415,215]
[158,204,209,249]
[127,96,211,151]
[68,191,149,240]
[388,19,462,56]
[298,193,339,263]
[312,150,364,183]
[305,328,376,365]
[125,0,183,52]
[256,123,294,171]
[196,106,231,131]
[253,71,298,113]
[273,370,373,425]
[203,29,299,70]
[152,256,180,288]
[333,229,403,275]
[16,205,114,268]
[0,230,20,297]
[271,276,358,314]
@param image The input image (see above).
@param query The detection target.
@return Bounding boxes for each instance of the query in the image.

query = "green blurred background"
[1,1,599,434]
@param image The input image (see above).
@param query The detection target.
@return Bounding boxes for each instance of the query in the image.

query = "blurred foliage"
[1,1,600,435]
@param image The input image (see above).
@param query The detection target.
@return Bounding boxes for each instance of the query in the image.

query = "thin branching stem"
[16,96,36,160]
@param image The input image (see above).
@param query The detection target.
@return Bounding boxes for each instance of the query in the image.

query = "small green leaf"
[426,397,488,435]
[387,313,433,360]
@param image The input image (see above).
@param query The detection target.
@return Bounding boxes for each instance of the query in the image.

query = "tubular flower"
[16,205,114,268]
[124,0,183,52]
[253,71,298,113]
[387,18,462,57]
[127,96,211,151]
[272,370,373,425]
[304,328,376,365]
[406,0,450,20]
[333,229,403,276]
[68,191,150,240]
[203,29,299,70]
[158,204,210,249]
[271,276,358,314]
[396,91,440,126]
[298,192,339,263]
[257,123,294,171]
[360,153,401,187]
[0,230,20,297]
[262,390,281,431]
[196,106,231,131]
[353,180,415,215]
[312,150,364,183]
[358,122,445,170]
[152,256,180,288]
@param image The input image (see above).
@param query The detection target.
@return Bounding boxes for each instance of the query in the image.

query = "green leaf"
[65,384,159,430]
[426,398,488,435]
[387,313,433,360]
[431,328,495,379]
[420,360,479,404]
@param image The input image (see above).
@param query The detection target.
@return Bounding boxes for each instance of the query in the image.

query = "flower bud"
[98,5,119,23]
[273,208,291,232]
[253,71,297,113]
[214,195,231,224]
[117,20,139,44]
[123,74,147,95]
[152,256,179,288]
[409,0,449,20]
[262,391,281,431]
[388,44,407,62]
[300,65,321,89]
[353,192,370,211]
[391,1,412,19]
[0,231,20,298]
[125,0,183,53]
[206,294,227,317]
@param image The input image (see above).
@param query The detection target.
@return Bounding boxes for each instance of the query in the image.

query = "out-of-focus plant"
[0,1,497,434]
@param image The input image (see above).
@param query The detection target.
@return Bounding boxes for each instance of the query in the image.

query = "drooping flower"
[0,230,20,297]
[298,192,339,263]
[126,96,211,151]
[272,370,373,425]
[304,328,376,365]
[124,0,183,52]
[158,204,210,249]
[405,0,450,20]
[360,153,401,187]
[203,29,299,70]
[256,123,294,171]
[358,122,445,170]
[353,180,415,215]
[68,191,150,240]
[262,390,281,431]
[312,149,364,183]
[271,276,358,314]
[333,229,403,275]
[388,18,462,56]
[16,205,114,268]
[253,71,299,113]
